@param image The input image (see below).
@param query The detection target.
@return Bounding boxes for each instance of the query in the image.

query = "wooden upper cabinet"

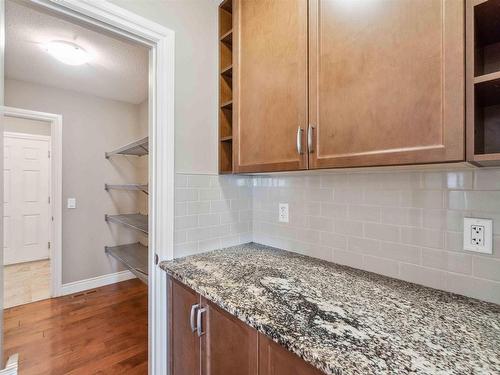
[169,279,200,375]
[308,0,465,169]
[233,0,308,172]
[201,298,258,375]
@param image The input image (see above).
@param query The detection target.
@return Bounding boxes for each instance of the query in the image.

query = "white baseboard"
[61,270,136,296]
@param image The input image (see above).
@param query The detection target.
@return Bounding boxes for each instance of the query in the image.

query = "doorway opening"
[2,107,62,308]
[1,0,175,373]
[4,121,51,308]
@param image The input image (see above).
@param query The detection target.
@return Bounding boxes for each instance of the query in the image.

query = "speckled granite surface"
[160,243,500,375]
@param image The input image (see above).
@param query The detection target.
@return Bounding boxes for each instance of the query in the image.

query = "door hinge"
[154,253,159,265]
[48,241,51,249]
[48,150,51,158]
[48,196,51,204]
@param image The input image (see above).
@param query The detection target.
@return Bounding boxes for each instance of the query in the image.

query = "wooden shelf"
[475,0,500,47]
[475,75,500,107]
[473,0,500,76]
[105,243,148,284]
[220,100,233,110]
[219,140,233,173]
[220,0,232,13]
[219,0,233,174]
[220,29,233,46]
[221,64,233,79]
[467,0,500,164]
[473,153,500,167]
[474,71,500,84]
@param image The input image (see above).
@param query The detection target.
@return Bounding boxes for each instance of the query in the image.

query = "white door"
[4,132,51,265]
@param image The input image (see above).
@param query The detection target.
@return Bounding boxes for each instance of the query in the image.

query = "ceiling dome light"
[43,41,91,66]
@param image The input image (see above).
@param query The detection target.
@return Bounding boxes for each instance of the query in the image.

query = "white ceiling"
[5,1,149,104]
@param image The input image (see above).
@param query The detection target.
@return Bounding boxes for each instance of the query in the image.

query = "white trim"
[15,2,176,374]
[1,107,63,298]
[0,354,18,375]
[61,270,136,296]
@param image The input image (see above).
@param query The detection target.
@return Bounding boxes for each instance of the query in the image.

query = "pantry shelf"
[105,136,149,158]
[105,242,148,284]
[105,213,148,234]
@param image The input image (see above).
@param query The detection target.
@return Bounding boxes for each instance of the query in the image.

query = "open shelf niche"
[219,0,233,173]
[105,137,149,284]
[467,0,500,166]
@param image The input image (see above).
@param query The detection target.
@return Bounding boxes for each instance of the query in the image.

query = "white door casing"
[4,132,50,265]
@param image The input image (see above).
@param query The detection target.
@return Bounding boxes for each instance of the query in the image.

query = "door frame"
[1,1,175,374]
[3,108,62,297]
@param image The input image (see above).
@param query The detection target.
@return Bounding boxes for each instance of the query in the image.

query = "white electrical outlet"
[463,217,492,254]
[278,203,289,223]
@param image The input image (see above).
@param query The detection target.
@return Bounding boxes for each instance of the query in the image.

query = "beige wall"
[5,79,145,284]
[109,0,219,174]
[4,116,51,136]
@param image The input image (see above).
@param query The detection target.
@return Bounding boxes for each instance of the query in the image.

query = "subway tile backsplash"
[176,169,500,304]
[174,174,252,258]
[252,169,500,304]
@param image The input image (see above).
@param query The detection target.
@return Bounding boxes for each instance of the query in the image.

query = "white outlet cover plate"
[278,203,289,223]
[463,217,493,254]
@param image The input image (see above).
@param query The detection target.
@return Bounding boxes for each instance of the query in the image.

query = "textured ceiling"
[5,1,149,104]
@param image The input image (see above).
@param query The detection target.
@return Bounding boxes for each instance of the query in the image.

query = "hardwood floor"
[4,279,148,374]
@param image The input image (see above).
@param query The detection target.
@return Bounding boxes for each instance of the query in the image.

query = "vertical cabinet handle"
[196,307,207,337]
[296,127,304,155]
[308,125,315,153]
[190,304,200,332]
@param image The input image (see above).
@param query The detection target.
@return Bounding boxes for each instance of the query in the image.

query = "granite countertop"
[160,243,500,375]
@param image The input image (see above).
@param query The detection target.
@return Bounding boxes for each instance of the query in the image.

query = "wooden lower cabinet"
[259,334,324,375]
[168,277,325,375]
[168,278,201,375]
[201,297,258,375]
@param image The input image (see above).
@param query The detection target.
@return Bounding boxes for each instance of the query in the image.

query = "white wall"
[5,79,145,284]
[110,0,219,174]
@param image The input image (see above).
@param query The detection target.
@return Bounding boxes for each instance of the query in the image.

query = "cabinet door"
[169,278,200,375]
[233,0,308,173]
[308,0,464,168]
[259,334,324,375]
[201,298,258,375]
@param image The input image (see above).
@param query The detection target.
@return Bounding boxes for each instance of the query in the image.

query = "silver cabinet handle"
[196,307,207,337]
[308,124,315,153]
[190,304,200,332]
[296,126,304,155]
